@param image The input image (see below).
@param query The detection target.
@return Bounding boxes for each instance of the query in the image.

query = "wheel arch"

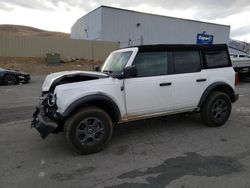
[198,82,235,108]
[62,94,121,123]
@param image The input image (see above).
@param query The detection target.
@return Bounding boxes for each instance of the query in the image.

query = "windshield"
[101,51,132,74]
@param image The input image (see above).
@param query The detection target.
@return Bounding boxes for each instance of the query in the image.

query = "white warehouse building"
[71,6,230,48]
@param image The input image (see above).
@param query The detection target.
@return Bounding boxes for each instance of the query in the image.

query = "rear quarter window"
[205,50,230,68]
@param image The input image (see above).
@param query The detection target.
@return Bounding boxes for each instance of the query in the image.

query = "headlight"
[18,75,25,79]
[47,93,56,107]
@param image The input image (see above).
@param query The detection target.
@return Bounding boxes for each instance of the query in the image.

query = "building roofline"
[72,6,102,28]
[229,46,249,54]
[81,6,103,20]
[76,5,230,28]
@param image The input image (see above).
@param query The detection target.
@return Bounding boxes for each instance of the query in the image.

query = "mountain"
[0,24,69,38]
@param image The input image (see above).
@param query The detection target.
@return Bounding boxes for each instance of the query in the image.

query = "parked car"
[32,44,239,155]
[230,54,250,60]
[231,54,250,79]
[0,68,30,85]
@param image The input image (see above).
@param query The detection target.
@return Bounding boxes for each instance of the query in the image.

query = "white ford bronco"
[32,44,239,154]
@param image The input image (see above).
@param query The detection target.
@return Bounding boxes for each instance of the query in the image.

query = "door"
[170,51,208,111]
[124,52,174,117]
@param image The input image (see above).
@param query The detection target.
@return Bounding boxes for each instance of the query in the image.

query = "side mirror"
[124,66,137,78]
[95,65,101,72]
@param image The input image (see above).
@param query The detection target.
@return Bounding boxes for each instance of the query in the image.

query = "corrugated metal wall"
[71,7,102,40]
[101,7,230,47]
[71,6,230,48]
[0,33,118,60]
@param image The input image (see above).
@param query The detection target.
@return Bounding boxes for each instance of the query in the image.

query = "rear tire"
[64,106,113,155]
[201,91,231,127]
[4,74,17,85]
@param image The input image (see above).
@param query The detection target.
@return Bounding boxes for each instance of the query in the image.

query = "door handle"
[196,78,207,82]
[159,82,172,86]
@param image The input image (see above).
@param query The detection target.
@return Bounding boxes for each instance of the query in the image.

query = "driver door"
[124,52,174,118]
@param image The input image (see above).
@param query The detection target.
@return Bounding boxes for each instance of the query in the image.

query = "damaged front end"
[31,92,62,138]
[31,70,109,138]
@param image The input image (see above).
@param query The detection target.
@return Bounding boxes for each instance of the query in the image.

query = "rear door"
[170,51,208,111]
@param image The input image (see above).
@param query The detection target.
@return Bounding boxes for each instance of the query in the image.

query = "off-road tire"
[64,106,113,155]
[201,91,231,127]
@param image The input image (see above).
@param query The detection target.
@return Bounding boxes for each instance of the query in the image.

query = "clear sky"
[0,0,249,42]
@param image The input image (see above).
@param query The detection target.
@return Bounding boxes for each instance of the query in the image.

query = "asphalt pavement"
[1,76,250,188]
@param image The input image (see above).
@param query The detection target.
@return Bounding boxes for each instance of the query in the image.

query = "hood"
[3,68,29,75]
[42,70,108,92]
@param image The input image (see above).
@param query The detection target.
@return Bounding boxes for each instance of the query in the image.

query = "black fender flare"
[198,82,235,107]
[62,94,121,122]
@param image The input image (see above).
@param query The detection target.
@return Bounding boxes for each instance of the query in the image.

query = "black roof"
[130,44,229,52]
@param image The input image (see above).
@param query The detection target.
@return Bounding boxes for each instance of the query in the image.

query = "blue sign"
[197,33,214,44]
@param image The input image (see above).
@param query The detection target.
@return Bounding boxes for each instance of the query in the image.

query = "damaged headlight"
[47,93,56,107]
[40,93,59,120]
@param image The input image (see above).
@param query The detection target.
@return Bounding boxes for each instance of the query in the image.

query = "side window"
[173,51,201,74]
[133,52,168,77]
[205,50,230,68]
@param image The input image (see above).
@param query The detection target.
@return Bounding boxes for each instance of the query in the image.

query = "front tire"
[64,106,113,155]
[201,91,231,127]
[4,74,17,85]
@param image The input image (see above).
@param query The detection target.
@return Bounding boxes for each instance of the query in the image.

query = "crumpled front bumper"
[31,105,58,139]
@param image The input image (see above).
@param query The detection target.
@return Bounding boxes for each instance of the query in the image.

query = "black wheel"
[201,91,231,127]
[4,74,17,85]
[64,106,113,155]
